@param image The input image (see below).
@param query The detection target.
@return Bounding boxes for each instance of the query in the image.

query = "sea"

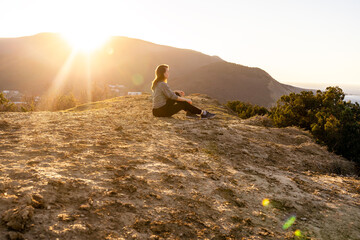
[344,95,360,104]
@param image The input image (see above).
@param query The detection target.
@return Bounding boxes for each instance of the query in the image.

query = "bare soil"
[1,94,359,239]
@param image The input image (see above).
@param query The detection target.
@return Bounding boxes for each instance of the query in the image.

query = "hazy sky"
[1,0,359,91]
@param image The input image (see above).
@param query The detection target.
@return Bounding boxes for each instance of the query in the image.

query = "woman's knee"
[175,101,190,109]
[178,101,190,106]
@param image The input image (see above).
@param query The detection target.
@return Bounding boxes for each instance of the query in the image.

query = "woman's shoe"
[201,111,216,119]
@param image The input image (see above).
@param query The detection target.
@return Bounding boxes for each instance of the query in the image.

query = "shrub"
[19,95,37,112]
[226,101,269,119]
[78,84,116,103]
[270,86,360,164]
[0,92,16,112]
[53,94,78,111]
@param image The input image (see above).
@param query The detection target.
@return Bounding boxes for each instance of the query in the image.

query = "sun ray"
[38,50,78,110]
[85,54,93,103]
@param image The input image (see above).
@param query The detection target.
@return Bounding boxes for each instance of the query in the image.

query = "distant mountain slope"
[0,94,359,239]
[0,33,305,106]
[0,33,71,93]
[0,33,222,95]
[87,36,224,92]
[172,62,307,107]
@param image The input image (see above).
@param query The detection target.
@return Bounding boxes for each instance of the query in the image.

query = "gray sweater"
[152,82,179,109]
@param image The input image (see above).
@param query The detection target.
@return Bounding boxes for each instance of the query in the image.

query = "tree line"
[0,84,119,112]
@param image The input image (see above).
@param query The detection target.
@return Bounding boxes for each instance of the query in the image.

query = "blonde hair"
[151,64,169,91]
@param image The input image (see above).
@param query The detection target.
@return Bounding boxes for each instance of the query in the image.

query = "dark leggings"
[153,96,202,117]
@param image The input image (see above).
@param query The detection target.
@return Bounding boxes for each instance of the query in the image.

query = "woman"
[151,64,215,119]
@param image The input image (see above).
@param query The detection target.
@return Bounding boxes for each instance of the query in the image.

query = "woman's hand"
[174,90,185,97]
[185,98,192,104]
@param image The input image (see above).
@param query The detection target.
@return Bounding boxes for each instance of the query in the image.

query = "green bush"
[270,87,360,164]
[227,101,269,119]
[0,92,16,112]
[0,93,38,112]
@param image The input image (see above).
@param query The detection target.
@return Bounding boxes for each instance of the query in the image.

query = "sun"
[61,31,110,53]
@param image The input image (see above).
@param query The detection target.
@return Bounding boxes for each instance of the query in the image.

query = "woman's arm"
[177,96,192,104]
[160,83,192,104]
[174,90,191,103]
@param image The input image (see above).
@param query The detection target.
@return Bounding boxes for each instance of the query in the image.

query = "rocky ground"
[0,94,359,240]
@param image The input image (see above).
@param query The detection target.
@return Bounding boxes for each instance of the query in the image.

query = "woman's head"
[151,64,169,91]
[155,64,169,80]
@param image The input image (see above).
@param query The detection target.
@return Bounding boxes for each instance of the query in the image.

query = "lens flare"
[132,74,144,86]
[282,216,296,230]
[262,198,270,207]
[294,229,302,237]
[107,48,114,55]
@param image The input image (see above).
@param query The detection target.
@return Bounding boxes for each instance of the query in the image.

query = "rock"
[2,205,34,231]
[79,204,91,210]
[31,193,45,209]
[0,120,10,129]
[20,193,45,209]
[38,234,46,239]
[58,213,77,222]
[115,126,123,131]
[243,218,253,226]
[150,222,171,234]
[0,182,5,192]
[6,232,24,240]
[20,194,33,206]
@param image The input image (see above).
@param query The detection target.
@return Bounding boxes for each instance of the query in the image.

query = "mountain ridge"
[0,33,305,107]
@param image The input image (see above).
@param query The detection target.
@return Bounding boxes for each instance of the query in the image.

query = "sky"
[0,0,359,93]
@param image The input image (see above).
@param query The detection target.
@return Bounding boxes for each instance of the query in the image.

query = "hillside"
[171,62,304,107]
[0,33,304,106]
[1,94,359,239]
[0,33,222,96]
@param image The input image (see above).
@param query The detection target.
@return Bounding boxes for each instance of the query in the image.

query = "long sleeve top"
[152,82,179,109]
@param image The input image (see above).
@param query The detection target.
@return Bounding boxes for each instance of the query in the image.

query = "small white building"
[108,84,125,96]
[2,90,23,101]
[128,92,142,96]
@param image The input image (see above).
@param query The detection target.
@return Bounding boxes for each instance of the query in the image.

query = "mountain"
[171,61,304,106]
[0,33,305,107]
[0,94,359,239]
[0,33,71,94]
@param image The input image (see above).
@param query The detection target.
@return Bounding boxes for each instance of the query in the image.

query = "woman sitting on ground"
[151,64,215,119]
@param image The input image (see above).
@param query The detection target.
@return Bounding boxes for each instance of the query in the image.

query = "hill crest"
[1,95,359,239]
